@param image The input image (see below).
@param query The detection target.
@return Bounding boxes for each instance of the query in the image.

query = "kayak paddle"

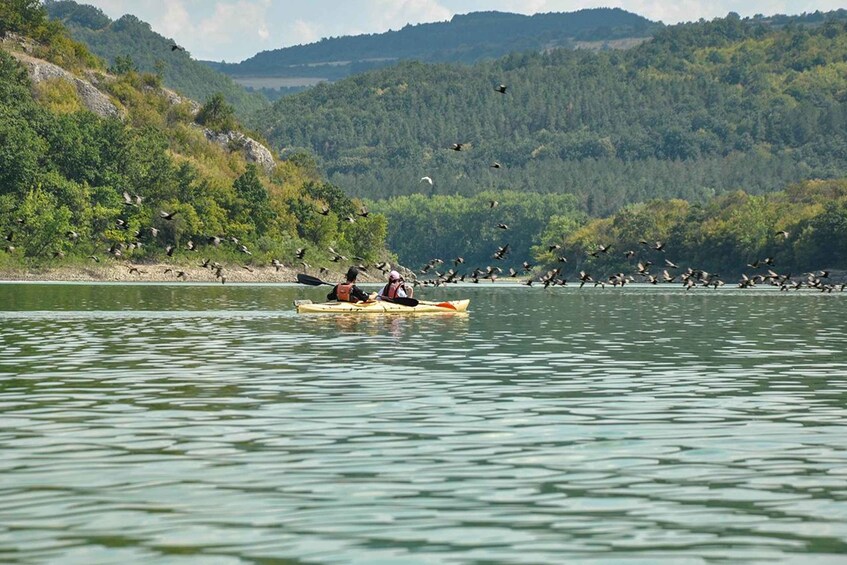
[295,273,419,307]
[297,273,333,286]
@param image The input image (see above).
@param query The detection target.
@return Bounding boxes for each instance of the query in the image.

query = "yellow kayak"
[295,299,470,314]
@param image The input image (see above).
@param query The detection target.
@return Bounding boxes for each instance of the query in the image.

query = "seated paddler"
[377,270,414,300]
[327,266,375,302]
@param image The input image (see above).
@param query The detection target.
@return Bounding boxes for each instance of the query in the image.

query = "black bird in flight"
[493,244,509,260]
[160,210,178,220]
[495,84,507,94]
[171,44,185,52]
[450,143,464,151]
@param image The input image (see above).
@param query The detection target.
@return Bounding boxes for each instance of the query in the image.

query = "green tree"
[196,92,237,132]
[233,164,271,232]
[0,0,48,37]
[16,188,73,258]
[0,111,46,196]
[109,54,135,75]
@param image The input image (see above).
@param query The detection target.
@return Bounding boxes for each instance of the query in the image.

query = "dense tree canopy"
[258,13,847,216]
[371,191,583,271]
[536,180,847,280]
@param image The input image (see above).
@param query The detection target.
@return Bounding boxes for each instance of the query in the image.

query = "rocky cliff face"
[10,51,123,119]
[203,129,276,173]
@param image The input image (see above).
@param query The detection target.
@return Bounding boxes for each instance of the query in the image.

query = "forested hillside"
[259,13,847,217]
[43,0,268,118]
[211,9,658,82]
[0,1,387,274]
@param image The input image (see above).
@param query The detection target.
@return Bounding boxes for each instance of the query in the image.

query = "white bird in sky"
[420,176,433,185]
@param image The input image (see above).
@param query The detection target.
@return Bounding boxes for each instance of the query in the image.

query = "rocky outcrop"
[10,51,122,119]
[203,129,276,173]
[157,86,201,115]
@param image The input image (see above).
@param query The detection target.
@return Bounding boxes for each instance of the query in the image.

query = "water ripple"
[1,283,846,563]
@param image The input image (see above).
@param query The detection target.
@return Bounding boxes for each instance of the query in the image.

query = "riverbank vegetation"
[0,2,389,274]
[368,180,847,279]
[534,179,847,278]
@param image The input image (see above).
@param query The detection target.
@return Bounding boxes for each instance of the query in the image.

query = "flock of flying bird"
[409,234,845,293]
[408,83,846,293]
[6,80,842,292]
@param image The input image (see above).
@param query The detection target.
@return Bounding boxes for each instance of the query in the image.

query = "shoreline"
[0,263,387,284]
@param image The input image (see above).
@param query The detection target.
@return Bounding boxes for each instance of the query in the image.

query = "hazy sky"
[80,1,847,62]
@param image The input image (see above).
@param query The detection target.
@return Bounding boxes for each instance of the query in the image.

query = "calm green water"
[1,282,846,564]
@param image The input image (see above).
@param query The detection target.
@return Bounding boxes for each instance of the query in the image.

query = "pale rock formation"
[10,51,123,119]
[203,129,276,173]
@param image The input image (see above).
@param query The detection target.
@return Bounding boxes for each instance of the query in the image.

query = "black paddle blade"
[384,296,419,307]
[296,273,331,286]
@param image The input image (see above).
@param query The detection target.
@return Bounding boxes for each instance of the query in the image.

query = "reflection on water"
[1,283,846,563]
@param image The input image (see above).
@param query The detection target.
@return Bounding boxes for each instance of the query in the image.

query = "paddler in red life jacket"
[378,270,414,300]
[327,266,375,302]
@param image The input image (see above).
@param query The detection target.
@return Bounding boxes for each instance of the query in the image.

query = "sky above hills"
[82,0,846,62]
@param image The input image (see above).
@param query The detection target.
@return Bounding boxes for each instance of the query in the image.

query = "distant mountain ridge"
[204,8,660,95]
[43,0,268,117]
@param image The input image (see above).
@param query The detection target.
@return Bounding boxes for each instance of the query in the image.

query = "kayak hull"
[296,299,470,314]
